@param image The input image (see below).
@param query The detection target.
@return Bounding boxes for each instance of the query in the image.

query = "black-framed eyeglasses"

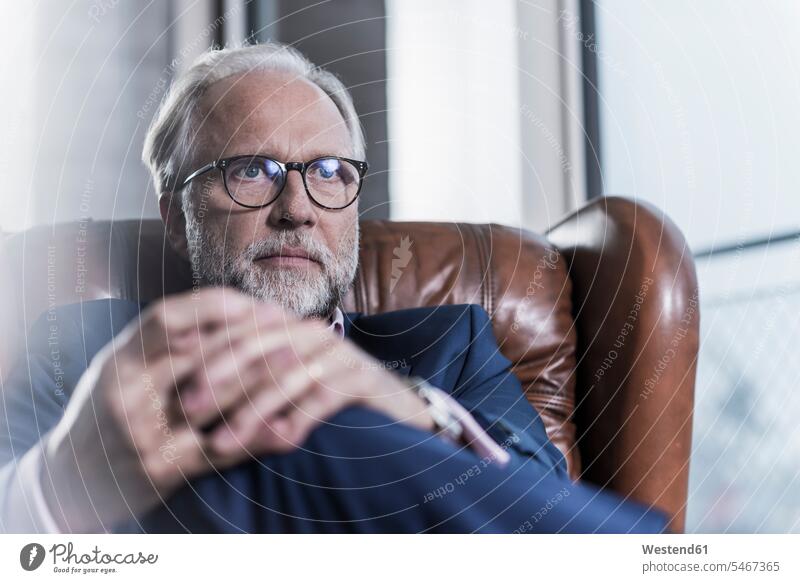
[181,155,368,210]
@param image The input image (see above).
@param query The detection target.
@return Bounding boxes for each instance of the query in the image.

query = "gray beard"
[183,198,359,320]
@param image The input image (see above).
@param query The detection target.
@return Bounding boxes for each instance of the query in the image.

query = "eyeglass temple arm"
[181,161,218,187]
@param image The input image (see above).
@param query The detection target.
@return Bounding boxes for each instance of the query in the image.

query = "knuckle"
[290,420,316,446]
[301,318,328,337]
[146,295,169,315]
[140,452,173,487]
[283,346,305,368]
[271,438,297,454]
[143,303,168,330]
[102,386,128,426]
[314,385,339,408]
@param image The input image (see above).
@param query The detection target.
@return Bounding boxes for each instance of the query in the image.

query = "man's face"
[170,70,360,319]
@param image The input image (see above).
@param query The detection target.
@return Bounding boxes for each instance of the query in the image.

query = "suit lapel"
[343,312,414,377]
[390,362,413,377]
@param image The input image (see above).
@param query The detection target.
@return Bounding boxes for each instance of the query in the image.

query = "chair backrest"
[547,196,698,533]
[0,196,698,531]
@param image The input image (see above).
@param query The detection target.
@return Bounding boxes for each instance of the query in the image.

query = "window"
[594,0,800,532]
[0,3,36,230]
[386,0,587,230]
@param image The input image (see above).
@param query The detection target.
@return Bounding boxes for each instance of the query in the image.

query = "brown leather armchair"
[0,196,698,532]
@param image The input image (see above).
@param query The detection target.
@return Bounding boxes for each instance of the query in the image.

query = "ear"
[159,193,189,260]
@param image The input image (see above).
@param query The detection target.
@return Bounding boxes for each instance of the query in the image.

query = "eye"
[242,164,262,179]
[311,158,342,181]
[228,158,282,182]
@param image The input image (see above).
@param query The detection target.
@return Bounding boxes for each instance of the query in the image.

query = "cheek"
[322,211,359,254]
[200,204,267,254]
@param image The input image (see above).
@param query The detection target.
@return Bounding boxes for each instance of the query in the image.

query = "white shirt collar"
[328,306,344,338]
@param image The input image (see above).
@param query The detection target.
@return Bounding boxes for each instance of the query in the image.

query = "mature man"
[0,42,667,533]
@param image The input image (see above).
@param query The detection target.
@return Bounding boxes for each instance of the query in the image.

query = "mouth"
[254,247,321,268]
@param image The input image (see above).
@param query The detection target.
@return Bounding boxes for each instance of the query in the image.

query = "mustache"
[240,231,333,265]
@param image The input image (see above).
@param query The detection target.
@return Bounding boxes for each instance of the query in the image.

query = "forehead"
[195,69,353,159]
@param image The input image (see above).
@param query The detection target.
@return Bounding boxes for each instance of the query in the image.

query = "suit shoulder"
[33,298,142,331]
[27,298,143,357]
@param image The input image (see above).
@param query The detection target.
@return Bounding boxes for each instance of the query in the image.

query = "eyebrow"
[226,147,352,161]
[220,144,352,162]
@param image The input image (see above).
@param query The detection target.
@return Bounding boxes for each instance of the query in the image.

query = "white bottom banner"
[0,534,797,582]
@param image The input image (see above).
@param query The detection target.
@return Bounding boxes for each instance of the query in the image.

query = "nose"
[265,167,318,230]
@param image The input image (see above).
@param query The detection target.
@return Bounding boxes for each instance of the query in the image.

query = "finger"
[134,422,212,494]
[205,355,329,455]
[187,346,318,432]
[177,305,287,388]
[208,391,317,458]
[169,329,203,352]
[199,316,330,385]
[133,288,264,358]
[103,358,213,484]
[182,321,333,425]
[194,303,296,355]
[177,354,267,429]
[105,346,210,430]
[263,384,353,453]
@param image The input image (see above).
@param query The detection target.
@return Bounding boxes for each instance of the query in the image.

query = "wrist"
[41,436,101,533]
[44,413,161,533]
[402,388,437,432]
[402,377,464,442]
[358,372,436,432]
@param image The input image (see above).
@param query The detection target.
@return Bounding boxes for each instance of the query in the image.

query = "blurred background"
[0,0,797,532]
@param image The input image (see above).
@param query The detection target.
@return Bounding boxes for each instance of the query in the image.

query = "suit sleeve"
[0,298,141,468]
[450,304,569,477]
[0,309,80,533]
[0,311,75,468]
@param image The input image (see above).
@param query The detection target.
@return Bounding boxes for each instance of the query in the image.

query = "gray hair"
[142,41,365,198]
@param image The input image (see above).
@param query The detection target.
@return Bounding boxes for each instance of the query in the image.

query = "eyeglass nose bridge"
[269,161,315,211]
[284,161,306,173]
[278,161,309,199]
